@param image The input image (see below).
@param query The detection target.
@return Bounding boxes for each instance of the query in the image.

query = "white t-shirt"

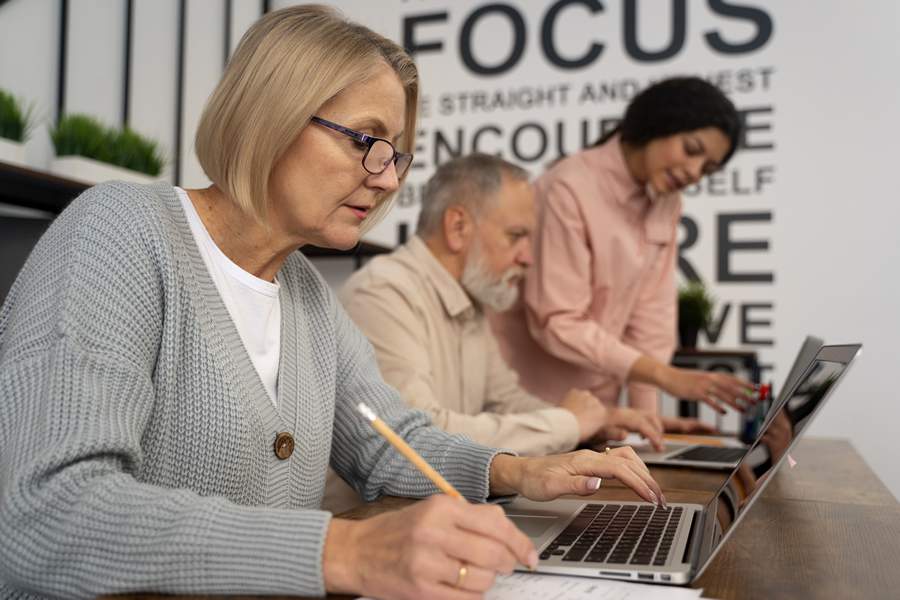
[176,187,281,406]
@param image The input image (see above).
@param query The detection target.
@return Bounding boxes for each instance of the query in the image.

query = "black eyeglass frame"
[310,116,413,178]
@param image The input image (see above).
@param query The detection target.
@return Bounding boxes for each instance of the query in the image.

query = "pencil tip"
[357,402,376,422]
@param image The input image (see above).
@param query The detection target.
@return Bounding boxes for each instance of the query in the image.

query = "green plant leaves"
[678,280,715,329]
[51,114,164,176]
[0,88,31,142]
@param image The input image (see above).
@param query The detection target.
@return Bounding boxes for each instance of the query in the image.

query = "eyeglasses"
[310,116,413,178]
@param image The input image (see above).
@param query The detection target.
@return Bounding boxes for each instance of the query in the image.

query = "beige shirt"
[339,236,580,455]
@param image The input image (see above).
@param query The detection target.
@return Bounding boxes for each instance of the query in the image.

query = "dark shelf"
[0,160,392,263]
[0,160,88,214]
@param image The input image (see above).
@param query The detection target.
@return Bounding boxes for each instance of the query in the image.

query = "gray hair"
[416,153,530,236]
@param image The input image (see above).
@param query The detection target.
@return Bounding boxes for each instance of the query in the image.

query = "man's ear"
[443,205,474,254]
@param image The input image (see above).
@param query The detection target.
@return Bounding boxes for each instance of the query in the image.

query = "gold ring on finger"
[455,563,468,588]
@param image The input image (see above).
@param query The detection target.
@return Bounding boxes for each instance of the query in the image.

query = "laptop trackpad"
[507,514,561,538]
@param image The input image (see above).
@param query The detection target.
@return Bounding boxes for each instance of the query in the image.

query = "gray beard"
[460,244,522,312]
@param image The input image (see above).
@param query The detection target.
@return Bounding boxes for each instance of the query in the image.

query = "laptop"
[627,335,824,469]
[505,343,860,585]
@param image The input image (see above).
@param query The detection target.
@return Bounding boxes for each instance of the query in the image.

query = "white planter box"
[0,137,27,168]
[50,155,156,185]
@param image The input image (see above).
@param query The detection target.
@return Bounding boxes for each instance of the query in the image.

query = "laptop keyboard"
[539,504,683,566]
[670,445,747,463]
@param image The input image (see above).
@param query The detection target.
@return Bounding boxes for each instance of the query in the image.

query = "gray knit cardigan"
[0,182,503,599]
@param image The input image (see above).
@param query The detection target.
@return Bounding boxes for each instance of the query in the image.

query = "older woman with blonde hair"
[0,6,662,599]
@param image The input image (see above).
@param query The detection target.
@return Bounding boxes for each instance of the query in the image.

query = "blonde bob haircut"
[195,4,418,233]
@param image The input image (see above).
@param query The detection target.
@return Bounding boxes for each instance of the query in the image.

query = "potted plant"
[50,114,164,184]
[677,280,715,349]
[0,88,34,167]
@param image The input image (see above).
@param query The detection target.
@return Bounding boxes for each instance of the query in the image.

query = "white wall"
[1,0,897,499]
[772,3,900,497]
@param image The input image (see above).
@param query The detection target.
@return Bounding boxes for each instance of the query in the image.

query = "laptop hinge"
[682,508,705,571]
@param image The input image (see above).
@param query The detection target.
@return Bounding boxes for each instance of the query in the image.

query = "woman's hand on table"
[488,447,665,506]
[323,494,536,599]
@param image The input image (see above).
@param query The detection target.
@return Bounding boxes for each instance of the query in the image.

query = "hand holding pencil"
[321,402,537,598]
[322,402,664,597]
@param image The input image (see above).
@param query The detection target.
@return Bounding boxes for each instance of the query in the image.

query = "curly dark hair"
[599,76,742,167]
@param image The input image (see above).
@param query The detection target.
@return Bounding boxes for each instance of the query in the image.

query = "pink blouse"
[489,136,681,411]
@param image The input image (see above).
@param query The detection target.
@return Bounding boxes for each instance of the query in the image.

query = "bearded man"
[334,153,664,462]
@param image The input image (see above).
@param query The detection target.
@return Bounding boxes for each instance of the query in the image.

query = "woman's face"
[639,127,732,195]
[268,62,407,250]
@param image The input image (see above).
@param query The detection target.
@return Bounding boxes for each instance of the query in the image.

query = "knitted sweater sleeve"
[0,184,331,598]
[327,293,509,502]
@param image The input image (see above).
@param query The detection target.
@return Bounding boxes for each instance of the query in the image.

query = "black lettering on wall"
[740,303,774,346]
[623,0,686,62]
[511,122,548,162]
[717,212,773,283]
[739,106,775,151]
[403,12,448,56]
[541,0,604,69]
[472,124,503,155]
[705,0,774,54]
[460,4,527,75]
[678,215,702,282]
[704,303,732,344]
[434,129,463,165]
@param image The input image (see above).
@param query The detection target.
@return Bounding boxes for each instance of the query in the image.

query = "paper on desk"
[485,573,709,600]
[356,572,711,600]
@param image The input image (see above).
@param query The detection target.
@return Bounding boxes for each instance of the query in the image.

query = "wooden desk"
[105,438,899,600]
[691,437,900,599]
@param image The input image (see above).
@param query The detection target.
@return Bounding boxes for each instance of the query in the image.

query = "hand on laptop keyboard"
[661,415,718,434]
[590,408,665,452]
[489,447,666,507]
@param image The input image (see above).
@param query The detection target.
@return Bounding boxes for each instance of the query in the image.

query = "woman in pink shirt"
[491,77,755,430]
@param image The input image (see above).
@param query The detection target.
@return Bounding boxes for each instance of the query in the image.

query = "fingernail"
[661,494,668,508]
[649,491,659,505]
[588,477,601,490]
[528,549,539,570]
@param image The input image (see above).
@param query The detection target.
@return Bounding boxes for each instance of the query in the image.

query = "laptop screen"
[695,344,861,574]
[750,335,824,439]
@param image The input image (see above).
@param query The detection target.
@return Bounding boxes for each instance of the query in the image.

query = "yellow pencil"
[356,402,464,500]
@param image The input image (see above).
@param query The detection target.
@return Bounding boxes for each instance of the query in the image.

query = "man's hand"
[661,415,718,434]
[590,408,665,452]
[559,388,610,443]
